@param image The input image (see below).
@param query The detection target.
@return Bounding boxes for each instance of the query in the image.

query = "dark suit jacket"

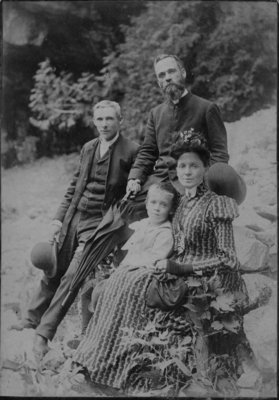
[55,134,139,249]
[128,92,229,185]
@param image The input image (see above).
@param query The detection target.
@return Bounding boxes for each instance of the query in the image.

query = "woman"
[73,131,251,394]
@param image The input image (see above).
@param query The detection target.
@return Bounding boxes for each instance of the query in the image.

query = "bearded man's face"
[155,57,186,102]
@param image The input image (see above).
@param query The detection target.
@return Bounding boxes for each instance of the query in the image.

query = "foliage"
[119,274,247,396]
[3,1,146,164]
[28,59,104,155]
[192,2,277,121]
[101,1,276,141]
[23,1,278,159]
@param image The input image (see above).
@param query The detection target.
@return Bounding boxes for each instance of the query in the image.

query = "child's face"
[146,188,173,225]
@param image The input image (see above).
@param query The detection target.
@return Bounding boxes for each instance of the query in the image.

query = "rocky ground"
[0,106,277,396]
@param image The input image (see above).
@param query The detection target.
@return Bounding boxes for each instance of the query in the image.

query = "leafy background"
[2,1,277,166]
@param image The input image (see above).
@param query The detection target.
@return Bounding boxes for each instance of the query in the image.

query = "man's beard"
[164,83,185,102]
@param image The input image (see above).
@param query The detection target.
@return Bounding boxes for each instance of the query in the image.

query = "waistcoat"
[77,143,110,215]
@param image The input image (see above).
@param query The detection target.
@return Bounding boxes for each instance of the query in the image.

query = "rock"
[254,205,277,223]
[254,229,277,247]
[242,273,277,374]
[235,206,272,232]
[244,303,277,374]
[268,245,277,274]
[234,226,269,272]
[242,273,276,306]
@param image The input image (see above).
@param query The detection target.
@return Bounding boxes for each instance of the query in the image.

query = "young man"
[126,54,245,204]
[13,100,139,359]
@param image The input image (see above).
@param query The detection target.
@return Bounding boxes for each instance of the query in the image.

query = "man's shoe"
[9,320,36,331]
[33,334,50,362]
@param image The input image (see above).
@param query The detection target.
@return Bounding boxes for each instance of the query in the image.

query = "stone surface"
[242,273,276,306]
[254,229,277,247]
[234,226,270,272]
[254,205,277,223]
[244,303,277,374]
[243,273,277,374]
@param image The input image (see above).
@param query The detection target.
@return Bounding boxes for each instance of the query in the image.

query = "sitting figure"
[89,182,178,312]
[73,131,258,395]
[11,100,139,361]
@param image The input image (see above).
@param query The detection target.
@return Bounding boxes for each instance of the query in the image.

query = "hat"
[30,240,58,278]
[207,163,247,205]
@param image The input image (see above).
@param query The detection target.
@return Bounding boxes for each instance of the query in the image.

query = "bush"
[101,1,276,140]
[29,59,103,155]
[29,2,276,148]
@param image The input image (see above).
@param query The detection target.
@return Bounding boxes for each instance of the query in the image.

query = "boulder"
[242,273,276,306]
[244,303,277,374]
[268,245,277,274]
[235,205,272,232]
[233,226,269,272]
[254,205,277,223]
[242,273,276,374]
[254,229,277,247]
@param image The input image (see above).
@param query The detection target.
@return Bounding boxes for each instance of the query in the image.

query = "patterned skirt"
[74,266,250,392]
[73,266,156,389]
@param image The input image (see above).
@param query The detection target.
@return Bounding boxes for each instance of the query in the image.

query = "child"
[89,182,178,312]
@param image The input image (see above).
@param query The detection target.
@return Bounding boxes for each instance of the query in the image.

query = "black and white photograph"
[1,1,277,397]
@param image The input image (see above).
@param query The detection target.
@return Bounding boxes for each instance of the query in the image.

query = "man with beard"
[126,54,230,202]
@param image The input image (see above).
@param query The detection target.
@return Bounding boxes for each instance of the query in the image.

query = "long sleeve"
[206,104,229,165]
[166,259,193,276]
[54,146,84,222]
[121,225,174,267]
[192,196,240,273]
[128,111,159,184]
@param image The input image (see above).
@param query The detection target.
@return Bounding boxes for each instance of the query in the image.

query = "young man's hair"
[153,54,185,74]
[146,181,179,217]
[93,100,122,120]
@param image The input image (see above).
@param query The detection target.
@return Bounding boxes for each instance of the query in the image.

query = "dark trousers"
[23,210,102,341]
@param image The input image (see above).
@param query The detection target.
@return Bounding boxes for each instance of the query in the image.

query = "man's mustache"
[164,82,184,92]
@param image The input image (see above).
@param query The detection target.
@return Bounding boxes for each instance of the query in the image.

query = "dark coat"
[128,92,229,185]
[55,134,139,249]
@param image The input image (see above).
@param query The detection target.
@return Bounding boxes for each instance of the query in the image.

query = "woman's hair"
[146,181,179,218]
[170,130,210,167]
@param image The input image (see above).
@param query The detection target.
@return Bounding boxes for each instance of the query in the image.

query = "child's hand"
[154,259,168,273]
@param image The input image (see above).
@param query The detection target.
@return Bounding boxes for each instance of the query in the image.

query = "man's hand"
[154,259,168,273]
[48,220,62,244]
[126,179,141,198]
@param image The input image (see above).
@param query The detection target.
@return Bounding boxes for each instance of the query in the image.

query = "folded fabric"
[145,272,188,311]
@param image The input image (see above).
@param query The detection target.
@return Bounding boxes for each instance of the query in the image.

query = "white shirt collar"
[99,132,119,157]
[172,88,188,105]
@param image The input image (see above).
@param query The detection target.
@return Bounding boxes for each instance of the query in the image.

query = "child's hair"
[146,182,179,219]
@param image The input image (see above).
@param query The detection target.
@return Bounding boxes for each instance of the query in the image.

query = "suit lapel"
[82,140,99,183]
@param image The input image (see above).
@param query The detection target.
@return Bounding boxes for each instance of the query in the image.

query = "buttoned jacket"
[55,134,139,249]
[128,92,229,187]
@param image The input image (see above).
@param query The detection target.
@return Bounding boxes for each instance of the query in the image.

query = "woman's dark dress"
[74,184,248,390]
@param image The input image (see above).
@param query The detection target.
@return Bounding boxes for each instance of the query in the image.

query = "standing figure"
[127,53,245,207]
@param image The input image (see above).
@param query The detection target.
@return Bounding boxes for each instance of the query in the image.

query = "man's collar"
[99,132,119,146]
[172,88,188,105]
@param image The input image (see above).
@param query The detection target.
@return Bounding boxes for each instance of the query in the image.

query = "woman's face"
[176,152,206,189]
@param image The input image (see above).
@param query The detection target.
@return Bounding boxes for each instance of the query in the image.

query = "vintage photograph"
[1,1,277,397]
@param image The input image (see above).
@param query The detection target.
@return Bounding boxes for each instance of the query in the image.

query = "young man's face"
[155,57,186,93]
[93,106,121,141]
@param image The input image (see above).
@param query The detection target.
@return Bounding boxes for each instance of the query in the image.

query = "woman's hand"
[154,259,168,273]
